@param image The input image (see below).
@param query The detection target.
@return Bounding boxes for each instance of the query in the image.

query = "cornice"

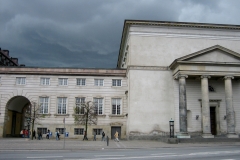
[0,67,127,77]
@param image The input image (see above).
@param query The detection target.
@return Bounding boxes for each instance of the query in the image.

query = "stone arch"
[3,96,31,137]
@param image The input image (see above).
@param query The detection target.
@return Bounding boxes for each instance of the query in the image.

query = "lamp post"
[169,118,174,138]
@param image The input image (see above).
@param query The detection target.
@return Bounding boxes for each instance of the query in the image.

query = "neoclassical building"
[0,20,240,139]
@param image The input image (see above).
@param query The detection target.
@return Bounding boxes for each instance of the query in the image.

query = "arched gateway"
[3,96,30,137]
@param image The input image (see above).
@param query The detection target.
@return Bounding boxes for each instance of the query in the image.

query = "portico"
[170,45,240,138]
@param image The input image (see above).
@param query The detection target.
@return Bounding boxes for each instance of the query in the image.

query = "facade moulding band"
[198,99,222,102]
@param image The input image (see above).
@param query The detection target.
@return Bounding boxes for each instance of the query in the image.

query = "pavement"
[1,138,240,151]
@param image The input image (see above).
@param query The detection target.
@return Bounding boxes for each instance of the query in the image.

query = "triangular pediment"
[178,45,240,63]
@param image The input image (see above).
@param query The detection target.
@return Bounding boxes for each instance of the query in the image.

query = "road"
[0,145,240,160]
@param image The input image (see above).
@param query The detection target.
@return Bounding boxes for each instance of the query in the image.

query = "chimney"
[3,50,9,57]
[11,58,18,65]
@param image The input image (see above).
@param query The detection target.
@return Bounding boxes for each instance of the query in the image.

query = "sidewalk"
[0,138,240,151]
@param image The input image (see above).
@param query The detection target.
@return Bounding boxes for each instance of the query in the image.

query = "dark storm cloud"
[0,0,240,68]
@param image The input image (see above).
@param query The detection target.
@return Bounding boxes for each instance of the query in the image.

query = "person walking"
[55,131,58,140]
[114,131,119,142]
[83,131,88,141]
[93,131,96,141]
[20,129,24,138]
[33,130,36,139]
[101,131,105,141]
[46,129,49,139]
[57,130,60,140]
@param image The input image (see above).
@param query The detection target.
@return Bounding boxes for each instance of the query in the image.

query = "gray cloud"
[1,0,240,68]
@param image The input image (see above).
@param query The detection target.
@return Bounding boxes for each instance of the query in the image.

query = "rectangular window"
[37,128,47,134]
[58,78,68,86]
[76,78,86,86]
[57,97,67,114]
[112,79,122,86]
[56,128,65,134]
[74,128,84,135]
[16,77,26,85]
[93,129,102,135]
[40,78,50,85]
[94,98,103,115]
[94,79,104,86]
[112,98,121,115]
[75,97,85,114]
[39,97,49,114]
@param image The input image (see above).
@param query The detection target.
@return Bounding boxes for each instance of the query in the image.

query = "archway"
[4,96,30,137]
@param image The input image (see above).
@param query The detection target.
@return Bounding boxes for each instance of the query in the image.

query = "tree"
[25,101,45,140]
[73,101,98,139]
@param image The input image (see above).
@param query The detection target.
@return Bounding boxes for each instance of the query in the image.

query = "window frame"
[94,79,104,86]
[76,78,86,86]
[37,128,47,134]
[56,128,65,134]
[75,97,85,114]
[58,78,68,86]
[93,129,102,135]
[40,77,50,85]
[94,98,103,115]
[112,79,122,87]
[16,77,26,85]
[57,97,67,114]
[39,97,49,114]
[74,128,84,135]
[112,98,121,115]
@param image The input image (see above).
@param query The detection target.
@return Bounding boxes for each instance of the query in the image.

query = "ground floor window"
[37,128,47,134]
[93,129,102,135]
[56,128,65,134]
[74,128,84,135]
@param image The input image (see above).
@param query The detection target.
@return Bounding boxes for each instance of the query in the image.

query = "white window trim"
[94,79,104,86]
[57,97,68,114]
[16,77,26,85]
[111,98,122,115]
[93,97,104,115]
[58,78,68,86]
[39,97,49,114]
[112,79,122,87]
[75,97,86,114]
[40,77,50,85]
[76,78,86,86]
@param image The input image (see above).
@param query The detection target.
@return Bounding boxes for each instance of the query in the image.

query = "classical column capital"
[201,75,211,79]
[224,76,234,80]
[178,74,188,79]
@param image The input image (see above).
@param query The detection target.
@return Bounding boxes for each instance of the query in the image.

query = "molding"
[110,122,123,126]
[224,76,234,80]
[54,114,69,117]
[201,75,211,79]
[198,99,222,102]
[109,114,125,118]
[127,66,169,75]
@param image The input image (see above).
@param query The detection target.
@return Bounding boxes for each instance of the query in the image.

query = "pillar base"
[177,132,191,138]
[227,133,239,138]
[202,133,214,138]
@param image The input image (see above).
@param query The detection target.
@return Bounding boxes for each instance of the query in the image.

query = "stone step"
[178,137,240,143]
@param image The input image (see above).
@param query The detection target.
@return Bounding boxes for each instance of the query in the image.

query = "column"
[201,75,214,138]
[224,76,238,138]
[177,75,190,138]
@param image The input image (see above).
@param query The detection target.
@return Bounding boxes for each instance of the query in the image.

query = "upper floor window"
[94,98,103,115]
[112,98,121,115]
[94,79,104,86]
[57,97,67,114]
[39,97,49,114]
[112,79,121,86]
[58,78,68,86]
[76,78,86,86]
[16,77,26,85]
[40,78,50,85]
[75,97,85,114]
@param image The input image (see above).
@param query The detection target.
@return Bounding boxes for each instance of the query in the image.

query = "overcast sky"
[1,0,240,68]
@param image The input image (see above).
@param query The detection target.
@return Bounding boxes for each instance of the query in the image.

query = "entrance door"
[111,126,121,139]
[210,107,216,135]
[11,112,16,135]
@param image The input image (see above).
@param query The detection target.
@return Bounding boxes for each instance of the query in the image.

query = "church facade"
[0,20,240,139]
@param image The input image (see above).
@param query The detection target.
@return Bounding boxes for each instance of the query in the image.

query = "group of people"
[20,129,29,138]
[83,130,119,142]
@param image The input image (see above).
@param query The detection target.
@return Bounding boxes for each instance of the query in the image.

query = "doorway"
[111,126,121,139]
[210,107,216,135]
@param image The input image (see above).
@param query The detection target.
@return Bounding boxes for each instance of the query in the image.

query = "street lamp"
[169,118,174,138]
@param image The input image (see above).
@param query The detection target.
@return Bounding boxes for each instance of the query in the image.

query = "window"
[40,78,50,85]
[75,97,85,114]
[58,78,68,86]
[94,98,103,115]
[74,128,84,135]
[209,85,215,92]
[76,78,86,86]
[57,97,67,114]
[39,97,49,114]
[56,128,65,134]
[112,98,121,115]
[94,79,104,86]
[16,77,26,85]
[37,128,47,134]
[93,129,102,135]
[112,79,121,86]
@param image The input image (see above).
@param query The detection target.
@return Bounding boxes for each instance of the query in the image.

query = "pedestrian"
[57,130,60,140]
[114,131,119,142]
[25,129,28,138]
[23,129,26,138]
[33,130,36,139]
[55,131,58,140]
[37,130,40,140]
[102,131,105,141]
[83,131,88,141]
[93,131,96,141]
[46,129,49,139]
[20,129,24,138]
[39,130,42,140]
